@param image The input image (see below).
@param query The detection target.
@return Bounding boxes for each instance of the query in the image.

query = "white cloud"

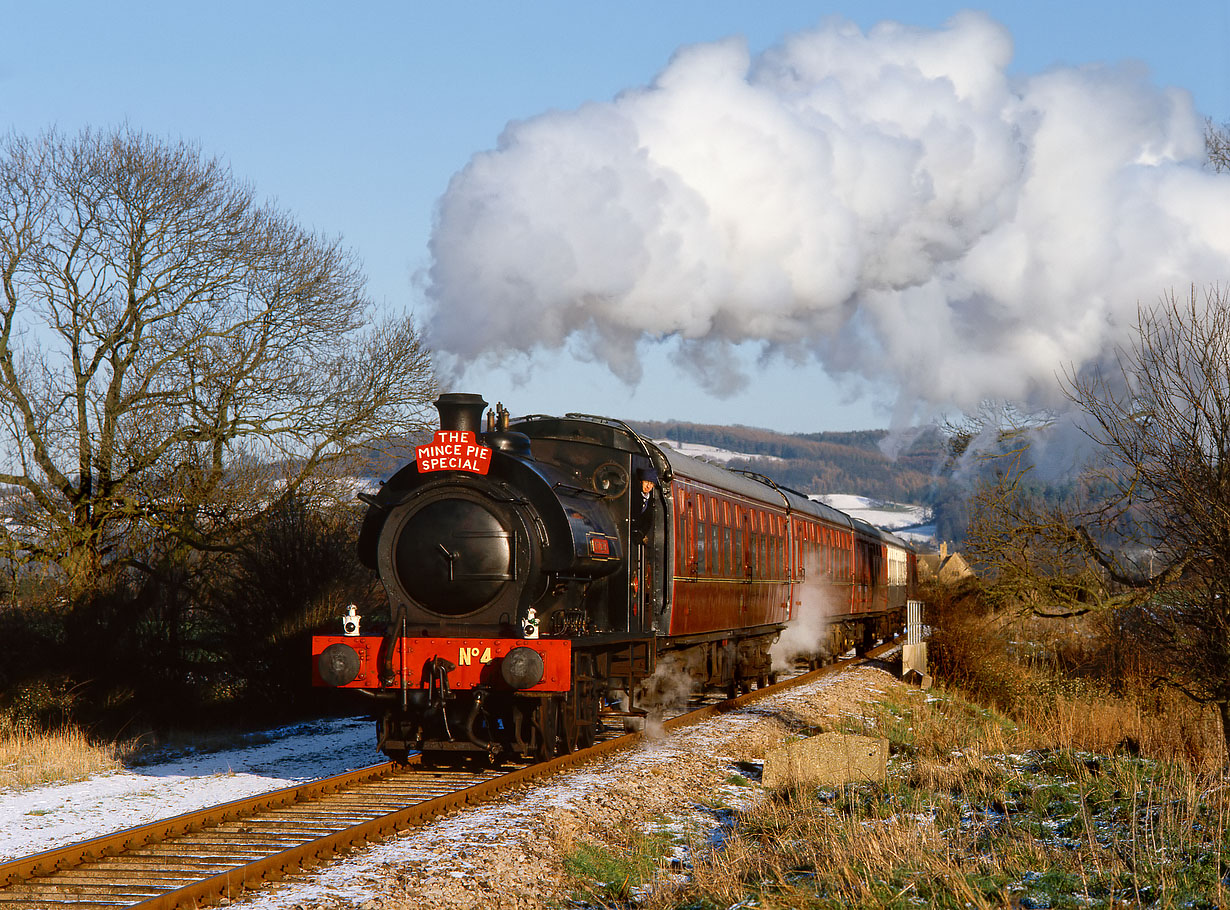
[425,12,1229,423]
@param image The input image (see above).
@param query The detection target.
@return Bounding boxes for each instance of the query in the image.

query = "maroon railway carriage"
[313,394,917,763]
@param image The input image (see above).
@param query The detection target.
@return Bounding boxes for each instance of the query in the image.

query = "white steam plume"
[425,13,1230,420]
[770,570,838,671]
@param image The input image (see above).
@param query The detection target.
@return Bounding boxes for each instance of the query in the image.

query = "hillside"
[629,420,950,503]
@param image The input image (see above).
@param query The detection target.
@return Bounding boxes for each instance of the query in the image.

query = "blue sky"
[5,2,1229,433]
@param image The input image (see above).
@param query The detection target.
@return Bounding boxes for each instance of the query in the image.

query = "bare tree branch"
[1206,118,1230,173]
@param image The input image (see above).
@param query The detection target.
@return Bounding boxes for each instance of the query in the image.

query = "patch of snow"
[231,676,855,909]
[654,440,781,464]
[895,523,937,543]
[812,493,932,535]
[0,670,880,909]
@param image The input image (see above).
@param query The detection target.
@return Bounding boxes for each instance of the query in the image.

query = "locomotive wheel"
[560,688,599,752]
[560,654,602,752]
[535,698,560,761]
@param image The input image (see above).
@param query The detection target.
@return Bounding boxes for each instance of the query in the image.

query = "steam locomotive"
[313,393,917,762]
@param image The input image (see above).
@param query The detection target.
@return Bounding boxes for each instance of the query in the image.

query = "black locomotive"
[314,393,917,762]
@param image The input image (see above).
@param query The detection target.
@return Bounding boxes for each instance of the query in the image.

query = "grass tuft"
[563,827,678,904]
[0,720,138,791]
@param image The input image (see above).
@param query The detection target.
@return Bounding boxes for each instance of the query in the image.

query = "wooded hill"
[628,420,950,503]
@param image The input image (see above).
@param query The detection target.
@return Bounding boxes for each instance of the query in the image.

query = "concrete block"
[762,732,888,790]
[902,668,933,688]
[902,642,929,684]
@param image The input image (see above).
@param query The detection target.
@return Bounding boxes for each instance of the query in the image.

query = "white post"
[902,599,931,687]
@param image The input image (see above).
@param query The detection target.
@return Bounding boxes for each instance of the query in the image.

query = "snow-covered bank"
[0,717,384,861]
[813,493,933,540]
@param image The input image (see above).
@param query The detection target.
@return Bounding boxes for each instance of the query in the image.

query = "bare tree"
[1206,118,1230,173]
[964,450,1116,618]
[1060,286,1230,759]
[0,127,436,589]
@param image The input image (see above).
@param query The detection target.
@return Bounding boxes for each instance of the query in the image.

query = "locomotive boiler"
[313,393,916,762]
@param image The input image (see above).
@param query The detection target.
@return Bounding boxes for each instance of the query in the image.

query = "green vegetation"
[563,826,682,904]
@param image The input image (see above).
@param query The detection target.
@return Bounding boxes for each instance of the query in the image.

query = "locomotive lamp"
[522,607,540,639]
[342,604,361,637]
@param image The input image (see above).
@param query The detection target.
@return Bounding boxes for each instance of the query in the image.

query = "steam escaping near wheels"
[770,571,839,672]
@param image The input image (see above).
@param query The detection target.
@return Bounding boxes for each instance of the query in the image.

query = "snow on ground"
[813,493,932,537]
[0,717,385,862]
[894,523,937,544]
[229,668,893,909]
[654,439,781,464]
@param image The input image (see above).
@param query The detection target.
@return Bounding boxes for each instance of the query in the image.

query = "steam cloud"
[770,571,838,671]
[425,13,1230,420]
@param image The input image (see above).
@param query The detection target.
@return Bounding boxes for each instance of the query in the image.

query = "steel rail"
[0,640,900,909]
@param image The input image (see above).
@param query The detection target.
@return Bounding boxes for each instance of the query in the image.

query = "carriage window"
[678,501,687,570]
[681,500,692,572]
[723,525,732,577]
[711,522,721,576]
[697,519,707,574]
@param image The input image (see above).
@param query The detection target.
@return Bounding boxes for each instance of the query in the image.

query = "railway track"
[0,641,901,909]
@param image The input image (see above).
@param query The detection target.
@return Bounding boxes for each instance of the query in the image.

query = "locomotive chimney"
[434,392,488,433]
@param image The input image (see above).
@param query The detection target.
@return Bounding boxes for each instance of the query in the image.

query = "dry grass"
[0,721,139,790]
[927,579,1229,771]
[645,682,1230,909]
[1013,689,1225,770]
[628,584,1230,908]
[650,804,970,909]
